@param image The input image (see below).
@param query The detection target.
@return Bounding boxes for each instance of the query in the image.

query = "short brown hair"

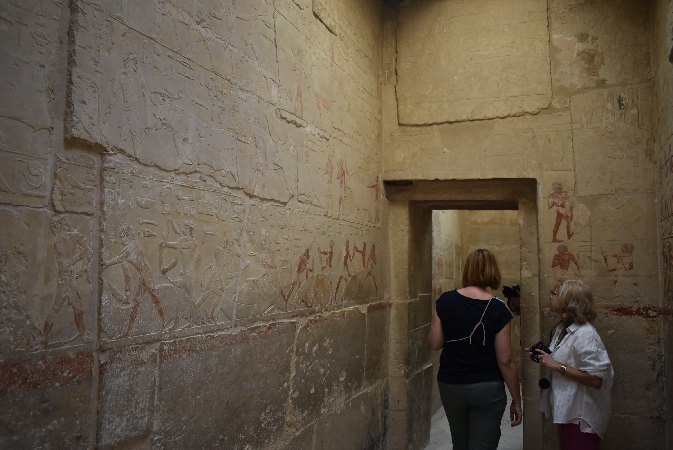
[558,279,597,325]
[461,248,501,289]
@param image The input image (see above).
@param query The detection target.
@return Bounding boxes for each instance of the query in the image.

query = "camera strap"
[444,297,495,346]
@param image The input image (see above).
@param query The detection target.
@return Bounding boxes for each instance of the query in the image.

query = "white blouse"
[539,322,614,439]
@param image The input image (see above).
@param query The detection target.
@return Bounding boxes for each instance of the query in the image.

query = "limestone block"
[406,365,433,449]
[365,303,391,383]
[0,0,64,207]
[662,237,673,306]
[275,10,339,133]
[53,150,99,215]
[659,135,673,221]
[98,344,158,448]
[408,325,430,372]
[531,112,574,172]
[386,116,545,180]
[0,0,62,126]
[584,275,659,307]
[155,322,295,448]
[396,0,551,124]
[596,314,665,421]
[653,0,673,147]
[83,0,278,101]
[292,310,366,420]
[295,126,380,224]
[583,194,656,243]
[275,4,381,153]
[100,157,245,339]
[0,136,52,207]
[550,0,651,96]
[0,208,96,354]
[0,351,94,448]
[68,2,296,200]
[571,85,654,197]
[242,201,379,314]
[603,414,666,450]
[313,384,387,449]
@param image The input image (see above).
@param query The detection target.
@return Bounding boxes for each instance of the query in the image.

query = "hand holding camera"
[528,341,551,363]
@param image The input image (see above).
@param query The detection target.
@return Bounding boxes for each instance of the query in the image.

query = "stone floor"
[425,394,524,450]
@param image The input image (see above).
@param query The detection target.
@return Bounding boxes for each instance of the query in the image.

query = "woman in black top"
[427,248,522,450]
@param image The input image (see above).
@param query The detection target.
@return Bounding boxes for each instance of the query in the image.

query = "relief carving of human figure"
[103,224,165,337]
[363,244,377,293]
[43,215,92,345]
[160,219,197,300]
[548,182,574,242]
[337,159,348,216]
[280,248,314,309]
[318,239,334,271]
[334,239,355,302]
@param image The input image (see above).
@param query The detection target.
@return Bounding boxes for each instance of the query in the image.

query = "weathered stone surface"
[365,302,391,383]
[584,195,656,244]
[276,0,382,152]
[596,314,665,419]
[292,309,366,420]
[0,0,67,208]
[155,322,295,448]
[550,0,652,96]
[100,156,246,339]
[0,351,94,448]
[85,0,279,100]
[313,384,387,450]
[584,275,660,307]
[53,149,99,215]
[68,2,296,203]
[0,208,96,354]
[572,85,654,197]
[406,365,433,450]
[385,116,548,180]
[396,0,551,124]
[98,344,158,448]
[653,0,673,149]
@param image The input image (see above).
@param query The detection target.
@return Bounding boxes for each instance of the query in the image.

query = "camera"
[529,341,551,363]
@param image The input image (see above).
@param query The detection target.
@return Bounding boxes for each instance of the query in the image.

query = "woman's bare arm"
[427,306,444,351]
[495,322,523,426]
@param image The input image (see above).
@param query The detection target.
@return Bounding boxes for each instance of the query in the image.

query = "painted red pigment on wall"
[608,305,673,319]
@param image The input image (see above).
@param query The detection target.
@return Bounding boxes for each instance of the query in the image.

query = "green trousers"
[438,380,507,450]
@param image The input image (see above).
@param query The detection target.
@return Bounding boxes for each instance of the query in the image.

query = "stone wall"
[0,0,388,448]
[384,0,666,448]
[654,0,673,448]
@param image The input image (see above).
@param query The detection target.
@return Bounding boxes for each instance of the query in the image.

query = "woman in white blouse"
[527,279,614,450]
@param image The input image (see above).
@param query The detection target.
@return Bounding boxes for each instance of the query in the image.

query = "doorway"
[428,209,523,449]
[383,179,543,450]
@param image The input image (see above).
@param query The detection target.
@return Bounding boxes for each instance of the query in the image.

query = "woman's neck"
[458,286,492,300]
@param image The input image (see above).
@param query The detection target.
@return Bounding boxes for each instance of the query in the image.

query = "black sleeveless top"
[436,290,513,384]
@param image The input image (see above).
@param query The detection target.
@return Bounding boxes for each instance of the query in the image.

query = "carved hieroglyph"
[101,156,380,339]
[53,152,98,214]
[101,157,246,339]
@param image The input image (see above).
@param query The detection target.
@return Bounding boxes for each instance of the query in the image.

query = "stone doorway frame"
[383,179,543,449]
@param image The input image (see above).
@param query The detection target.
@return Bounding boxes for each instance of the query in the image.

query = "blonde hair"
[461,248,501,289]
[558,279,597,325]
